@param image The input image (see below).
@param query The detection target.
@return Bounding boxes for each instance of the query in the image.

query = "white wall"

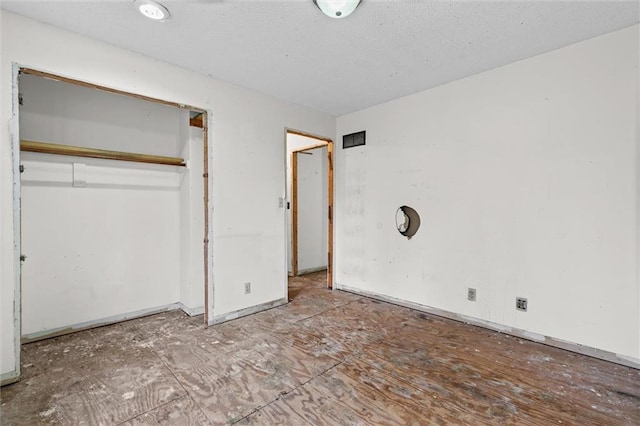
[336,24,639,361]
[179,124,205,313]
[0,11,335,382]
[19,74,182,156]
[20,156,182,335]
[286,134,329,274]
[296,146,328,274]
[19,75,184,337]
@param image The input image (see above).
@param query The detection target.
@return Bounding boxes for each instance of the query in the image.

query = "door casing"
[286,129,334,289]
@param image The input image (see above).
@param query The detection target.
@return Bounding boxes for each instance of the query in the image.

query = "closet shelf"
[20,140,186,167]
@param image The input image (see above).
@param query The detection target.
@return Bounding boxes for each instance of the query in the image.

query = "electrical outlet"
[467,288,476,302]
[516,297,527,312]
[244,282,251,295]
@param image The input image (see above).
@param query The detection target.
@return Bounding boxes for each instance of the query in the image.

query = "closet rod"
[20,140,186,167]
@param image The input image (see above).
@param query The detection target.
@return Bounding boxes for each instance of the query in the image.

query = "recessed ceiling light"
[134,0,171,22]
[314,0,361,19]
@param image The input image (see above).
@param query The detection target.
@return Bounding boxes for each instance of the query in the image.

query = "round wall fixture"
[396,206,420,239]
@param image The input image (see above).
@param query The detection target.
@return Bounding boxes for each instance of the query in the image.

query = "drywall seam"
[282,128,289,301]
[335,282,640,370]
[21,303,184,344]
[208,297,288,325]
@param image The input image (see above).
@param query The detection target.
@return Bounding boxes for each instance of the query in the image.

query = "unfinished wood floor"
[1,271,638,425]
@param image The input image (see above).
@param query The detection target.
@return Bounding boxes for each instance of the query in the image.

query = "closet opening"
[14,68,210,351]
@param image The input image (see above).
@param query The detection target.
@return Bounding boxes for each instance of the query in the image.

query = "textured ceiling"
[2,1,638,116]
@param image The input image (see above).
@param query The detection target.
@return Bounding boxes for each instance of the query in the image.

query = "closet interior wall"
[19,74,204,340]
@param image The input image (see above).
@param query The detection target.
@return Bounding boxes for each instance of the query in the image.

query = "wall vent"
[343,131,366,149]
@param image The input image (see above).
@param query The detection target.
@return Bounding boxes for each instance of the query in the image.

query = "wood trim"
[202,116,210,324]
[289,134,334,290]
[287,129,332,143]
[292,141,328,153]
[292,151,299,277]
[19,68,206,113]
[327,140,334,289]
[21,140,186,167]
[190,115,204,128]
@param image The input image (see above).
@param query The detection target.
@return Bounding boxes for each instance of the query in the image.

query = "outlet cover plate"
[516,297,527,311]
[468,288,476,302]
[244,282,251,294]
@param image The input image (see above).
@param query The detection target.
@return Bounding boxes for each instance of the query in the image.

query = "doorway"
[286,129,334,289]
[14,68,211,348]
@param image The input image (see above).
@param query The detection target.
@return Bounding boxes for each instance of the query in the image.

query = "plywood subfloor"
[1,271,638,425]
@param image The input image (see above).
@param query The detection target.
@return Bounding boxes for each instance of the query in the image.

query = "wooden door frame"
[287,129,334,289]
[7,66,212,384]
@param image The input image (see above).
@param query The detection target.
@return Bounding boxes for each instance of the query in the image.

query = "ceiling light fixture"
[314,0,361,19]
[134,0,171,22]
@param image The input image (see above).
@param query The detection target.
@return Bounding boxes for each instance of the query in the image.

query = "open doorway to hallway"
[285,130,334,290]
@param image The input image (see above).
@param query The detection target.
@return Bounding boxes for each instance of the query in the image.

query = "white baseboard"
[1,370,20,387]
[177,303,205,317]
[335,282,640,370]
[208,297,288,325]
[21,303,182,344]
[297,266,327,275]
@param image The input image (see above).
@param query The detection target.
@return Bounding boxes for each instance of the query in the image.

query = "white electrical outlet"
[516,297,527,311]
[244,282,251,294]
